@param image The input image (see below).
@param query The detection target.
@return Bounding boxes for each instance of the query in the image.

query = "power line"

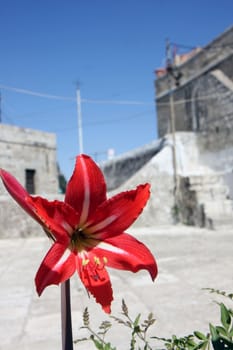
[2,98,75,121]
[81,98,153,105]
[1,82,232,111]
[0,83,153,105]
[0,84,74,101]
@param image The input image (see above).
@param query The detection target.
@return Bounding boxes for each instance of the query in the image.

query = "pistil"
[70,227,87,251]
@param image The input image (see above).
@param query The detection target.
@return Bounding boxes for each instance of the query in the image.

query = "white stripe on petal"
[79,157,90,225]
[52,249,72,272]
[87,215,117,233]
[97,241,127,255]
[61,221,73,235]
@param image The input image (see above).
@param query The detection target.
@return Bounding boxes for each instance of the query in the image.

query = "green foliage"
[171,204,180,223]
[74,290,233,350]
[57,162,67,193]
[74,306,116,350]
[74,299,155,350]
[110,299,156,350]
[154,333,210,350]
[58,173,67,194]
[90,335,117,350]
[202,288,233,301]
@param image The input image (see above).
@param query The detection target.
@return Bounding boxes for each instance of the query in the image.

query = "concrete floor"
[0,225,233,350]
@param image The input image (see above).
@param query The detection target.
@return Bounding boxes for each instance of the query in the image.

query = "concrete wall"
[155,26,233,97]
[155,26,233,140]
[100,139,165,191]
[154,27,233,199]
[155,55,233,140]
[1,132,232,237]
[101,132,233,228]
[0,124,58,194]
[0,194,64,238]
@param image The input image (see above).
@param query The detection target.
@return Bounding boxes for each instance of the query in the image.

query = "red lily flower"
[0,154,157,313]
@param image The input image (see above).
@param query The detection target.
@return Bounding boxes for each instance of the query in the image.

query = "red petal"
[27,196,79,242]
[87,184,150,237]
[91,232,158,281]
[35,243,75,295]
[77,253,113,313]
[0,169,39,222]
[65,155,107,225]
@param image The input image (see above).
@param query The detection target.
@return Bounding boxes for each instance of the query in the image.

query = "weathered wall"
[101,132,233,228]
[154,27,233,200]
[177,174,233,228]
[155,26,233,143]
[100,139,164,191]
[0,194,64,238]
[155,55,233,140]
[1,132,232,238]
[0,124,58,194]
[156,25,233,97]
[107,148,176,227]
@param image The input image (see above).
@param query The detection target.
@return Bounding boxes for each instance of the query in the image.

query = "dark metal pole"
[61,280,73,350]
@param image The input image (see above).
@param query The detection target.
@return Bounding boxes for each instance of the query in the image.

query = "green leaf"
[133,314,141,327]
[216,326,228,337]
[193,341,208,350]
[229,326,233,337]
[104,342,116,350]
[220,303,231,330]
[187,338,197,346]
[209,323,219,341]
[90,336,104,350]
[194,331,208,340]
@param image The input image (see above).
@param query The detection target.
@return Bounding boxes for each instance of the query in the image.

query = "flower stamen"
[82,256,108,282]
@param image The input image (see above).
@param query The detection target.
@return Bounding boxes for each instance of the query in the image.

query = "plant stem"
[61,280,73,350]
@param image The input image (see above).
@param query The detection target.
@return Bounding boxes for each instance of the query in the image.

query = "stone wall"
[0,194,64,238]
[155,55,233,140]
[156,26,233,97]
[1,132,232,238]
[0,124,58,194]
[155,26,233,142]
[154,27,233,199]
[107,149,176,227]
[100,139,165,191]
[101,132,233,228]
[177,175,233,228]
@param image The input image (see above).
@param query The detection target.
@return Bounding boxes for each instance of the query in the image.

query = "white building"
[0,123,58,194]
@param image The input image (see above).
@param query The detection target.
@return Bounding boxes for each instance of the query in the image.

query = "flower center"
[71,227,85,243]
[70,227,95,252]
[70,227,85,250]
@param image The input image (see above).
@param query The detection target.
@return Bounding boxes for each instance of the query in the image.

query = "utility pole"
[76,83,84,154]
[0,91,2,123]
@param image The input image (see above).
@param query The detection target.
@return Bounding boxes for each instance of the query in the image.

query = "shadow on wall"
[100,138,166,191]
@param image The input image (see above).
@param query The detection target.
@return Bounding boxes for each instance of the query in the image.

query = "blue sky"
[0,0,232,180]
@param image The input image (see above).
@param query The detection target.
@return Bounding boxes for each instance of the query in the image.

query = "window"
[25,169,36,194]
